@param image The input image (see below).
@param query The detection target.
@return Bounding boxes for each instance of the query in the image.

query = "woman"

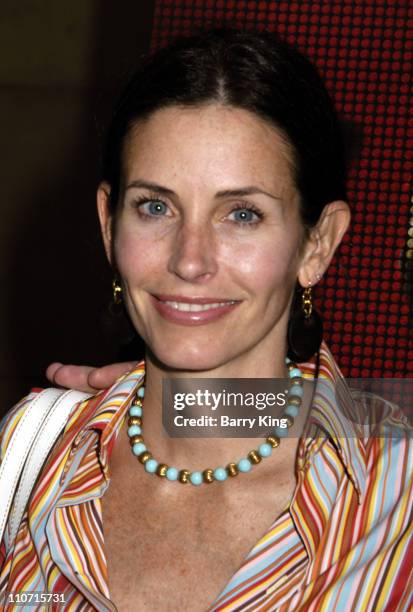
[1,29,412,611]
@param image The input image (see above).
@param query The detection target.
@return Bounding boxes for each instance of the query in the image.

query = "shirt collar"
[75,362,146,479]
[299,341,367,502]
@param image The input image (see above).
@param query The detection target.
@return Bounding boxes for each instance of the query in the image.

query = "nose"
[167,221,218,282]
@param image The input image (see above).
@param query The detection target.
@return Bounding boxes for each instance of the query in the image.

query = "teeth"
[163,301,236,312]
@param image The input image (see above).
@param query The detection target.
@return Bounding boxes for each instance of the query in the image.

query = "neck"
[129,346,310,471]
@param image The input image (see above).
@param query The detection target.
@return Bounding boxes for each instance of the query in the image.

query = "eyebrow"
[125,180,282,202]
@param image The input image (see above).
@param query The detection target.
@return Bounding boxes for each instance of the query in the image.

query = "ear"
[297,200,351,287]
[97,182,113,265]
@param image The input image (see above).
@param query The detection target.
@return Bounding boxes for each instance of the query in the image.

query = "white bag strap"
[0,388,91,548]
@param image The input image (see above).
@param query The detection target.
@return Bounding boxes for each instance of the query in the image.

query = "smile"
[162,300,236,312]
[150,295,241,326]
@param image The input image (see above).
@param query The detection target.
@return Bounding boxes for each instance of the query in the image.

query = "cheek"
[219,232,301,296]
[113,224,165,283]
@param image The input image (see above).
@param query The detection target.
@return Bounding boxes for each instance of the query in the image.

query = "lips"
[150,294,241,325]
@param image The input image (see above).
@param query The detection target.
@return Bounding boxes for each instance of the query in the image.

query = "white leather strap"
[0,388,91,548]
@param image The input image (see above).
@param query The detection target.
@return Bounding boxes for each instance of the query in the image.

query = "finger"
[87,362,137,389]
[49,364,98,393]
[45,362,64,384]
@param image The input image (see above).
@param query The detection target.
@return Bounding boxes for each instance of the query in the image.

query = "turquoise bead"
[137,387,145,398]
[129,405,142,417]
[145,458,158,473]
[258,443,272,458]
[284,404,299,417]
[166,467,179,481]
[190,471,203,486]
[290,384,304,397]
[237,458,252,473]
[289,367,302,379]
[132,442,146,456]
[273,425,288,438]
[213,467,227,482]
[127,424,141,437]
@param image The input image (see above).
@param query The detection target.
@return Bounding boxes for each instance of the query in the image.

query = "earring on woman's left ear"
[112,278,123,305]
[287,279,323,363]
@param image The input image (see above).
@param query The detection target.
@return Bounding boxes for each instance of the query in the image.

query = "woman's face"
[99,104,321,373]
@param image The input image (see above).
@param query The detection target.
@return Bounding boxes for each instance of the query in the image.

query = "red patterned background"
[150,0,413,379]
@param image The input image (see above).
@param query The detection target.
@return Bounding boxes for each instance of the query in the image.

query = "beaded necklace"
[126,358,303,486]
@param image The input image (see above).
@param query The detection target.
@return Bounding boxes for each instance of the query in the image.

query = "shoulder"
[0,389,94,463]
[0,364,145,462]
[356,389,413,441]
[377,406,413,472]
[359,395,413,504]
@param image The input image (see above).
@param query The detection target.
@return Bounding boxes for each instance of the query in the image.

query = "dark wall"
[1,1,155,410]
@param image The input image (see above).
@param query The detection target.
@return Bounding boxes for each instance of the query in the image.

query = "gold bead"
[178,469,191,483]
[128,416,142,427]
[131,397,142,406]
[288,396,302,406]
[266,435,280,448]
[156,463,168,477]
[287,363,296,371]
[138,451,152,464]
[291,377,303,386]
[202,469,214,483]
[226,463,239,477]
[247,450,262,465]
[285,415,294,428]
[129,435,144,446]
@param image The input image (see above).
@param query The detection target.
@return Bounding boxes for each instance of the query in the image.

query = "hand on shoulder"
[46,362,137,393]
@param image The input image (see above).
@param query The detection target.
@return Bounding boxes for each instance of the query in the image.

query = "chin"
[149,340,228,373]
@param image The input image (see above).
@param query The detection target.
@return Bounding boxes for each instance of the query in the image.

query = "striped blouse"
[0,343,412,611]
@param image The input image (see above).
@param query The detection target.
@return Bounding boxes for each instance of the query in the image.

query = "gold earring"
[302,284,313,319]
[287,281,323,362]
[112,278,123,305]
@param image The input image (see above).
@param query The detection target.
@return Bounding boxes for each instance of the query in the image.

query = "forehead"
[122,104,296,194]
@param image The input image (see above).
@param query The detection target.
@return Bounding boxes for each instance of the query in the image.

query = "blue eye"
[146,200,168,215]
[134,197,170,218]
[229,207,262,224]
